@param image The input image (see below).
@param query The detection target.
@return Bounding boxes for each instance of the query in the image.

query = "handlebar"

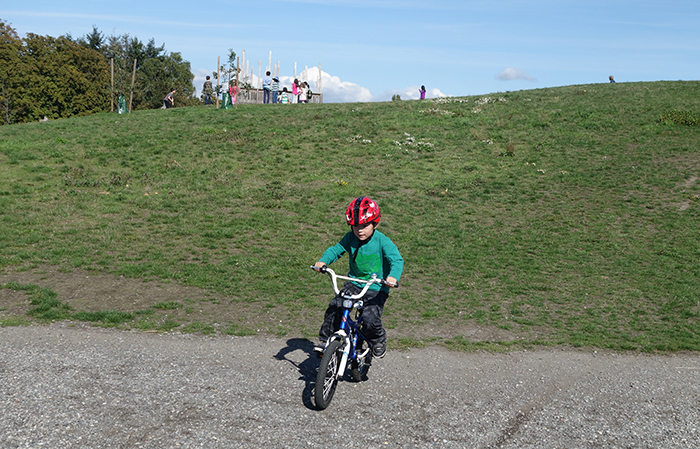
[311,266,398,300]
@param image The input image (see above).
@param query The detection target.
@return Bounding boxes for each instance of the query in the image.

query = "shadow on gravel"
[274,338,318,410]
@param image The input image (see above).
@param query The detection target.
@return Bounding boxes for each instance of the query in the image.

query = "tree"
[0,21,197,123]
[76,25,104,52]
[85,30,195,110]
[20,33,110,121]
[0,19,110,124]
[0,20,24,124]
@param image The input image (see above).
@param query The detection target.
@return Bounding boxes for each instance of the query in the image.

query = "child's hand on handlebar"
[385,276,399,288]
[313,262,327,272]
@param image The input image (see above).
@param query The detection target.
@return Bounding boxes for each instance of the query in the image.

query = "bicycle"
[310,265,398,410]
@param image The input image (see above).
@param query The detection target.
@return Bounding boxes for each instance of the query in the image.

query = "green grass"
[1,81,699,351]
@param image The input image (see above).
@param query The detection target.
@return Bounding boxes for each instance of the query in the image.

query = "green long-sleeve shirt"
[319,230,404,292]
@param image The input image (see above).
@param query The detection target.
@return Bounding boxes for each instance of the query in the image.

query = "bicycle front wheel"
[315,339,343,410]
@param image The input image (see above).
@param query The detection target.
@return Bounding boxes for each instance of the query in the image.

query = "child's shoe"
[372,342,386,358]
[313,342,325,358]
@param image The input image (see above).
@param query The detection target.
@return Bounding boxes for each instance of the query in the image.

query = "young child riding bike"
[313,197,404,359]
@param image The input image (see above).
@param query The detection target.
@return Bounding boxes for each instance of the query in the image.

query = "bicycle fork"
[335,331,351,377]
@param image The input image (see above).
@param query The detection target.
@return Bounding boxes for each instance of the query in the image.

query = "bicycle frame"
[312,266,382,377]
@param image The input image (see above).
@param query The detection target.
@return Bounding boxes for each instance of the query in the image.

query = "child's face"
[351,222,375,241]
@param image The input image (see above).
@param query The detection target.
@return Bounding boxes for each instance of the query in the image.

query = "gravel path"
[1,324,698,448]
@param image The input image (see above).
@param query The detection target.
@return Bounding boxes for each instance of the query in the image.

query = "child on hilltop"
[280,87,290,104]
[313,197,404,359]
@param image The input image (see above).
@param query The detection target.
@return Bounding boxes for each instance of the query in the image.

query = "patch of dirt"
[0,266,513,343]
[678,175,698,210]
[0,266,278,334]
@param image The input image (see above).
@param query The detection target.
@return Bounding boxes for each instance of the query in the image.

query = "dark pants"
[319,282,388,347]
[204,94,212,105]
[164,99,173,109]
[263,89,271,104]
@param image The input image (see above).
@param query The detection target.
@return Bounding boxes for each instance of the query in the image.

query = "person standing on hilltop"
[202,76,213,105]
[271,77,280,104]
[262,71,272,104]
[419,85,427,99]
[292,79,299,104]
[298,82,308,104]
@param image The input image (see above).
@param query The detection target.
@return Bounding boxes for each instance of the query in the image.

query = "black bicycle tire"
[315,339,343,410]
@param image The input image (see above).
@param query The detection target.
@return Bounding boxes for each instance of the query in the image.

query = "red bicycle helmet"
[346,197,381,226]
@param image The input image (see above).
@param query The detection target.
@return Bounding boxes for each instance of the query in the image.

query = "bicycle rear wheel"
[315,339,343,410]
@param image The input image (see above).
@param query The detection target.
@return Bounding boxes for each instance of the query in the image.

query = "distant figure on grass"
[298,82,308,104]
[263,71,272,103]
[609,75,616,83]
[280,87,290,104]
[229,84,238,104]
[203,76,213,105]
[292,78,299,104]
[163,88,176,108]
[272,77,280,104]
[419,85,426,99]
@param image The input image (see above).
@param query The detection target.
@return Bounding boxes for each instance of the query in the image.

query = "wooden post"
[318,63,322,93]
[129,58,137,112]
[236,56,240,109]
[258,60,261,89]
[110,58,114,112]
[216,56,220,109]
[268,51,272,72]
[241,50,245,84]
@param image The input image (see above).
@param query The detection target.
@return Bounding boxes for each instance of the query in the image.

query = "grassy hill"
[1,81,699,351]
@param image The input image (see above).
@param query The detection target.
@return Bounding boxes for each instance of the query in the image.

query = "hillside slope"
[1,81,699,351]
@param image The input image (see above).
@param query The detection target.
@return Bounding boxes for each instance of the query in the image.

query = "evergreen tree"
[0,20,24,124]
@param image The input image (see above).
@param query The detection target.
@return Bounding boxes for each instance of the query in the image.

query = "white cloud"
[279,67,373,103]
[496,67,537,82]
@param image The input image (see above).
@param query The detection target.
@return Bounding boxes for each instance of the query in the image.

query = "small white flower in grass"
[537,169,546,173]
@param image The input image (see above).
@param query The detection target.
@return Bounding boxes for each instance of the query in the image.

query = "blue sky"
[2,1,699,103]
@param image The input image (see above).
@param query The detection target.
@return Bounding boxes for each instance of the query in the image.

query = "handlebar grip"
[310,265,328,273]
[381,280,399,288]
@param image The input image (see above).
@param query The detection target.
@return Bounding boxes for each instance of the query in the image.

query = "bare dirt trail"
[1,324,698,448]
